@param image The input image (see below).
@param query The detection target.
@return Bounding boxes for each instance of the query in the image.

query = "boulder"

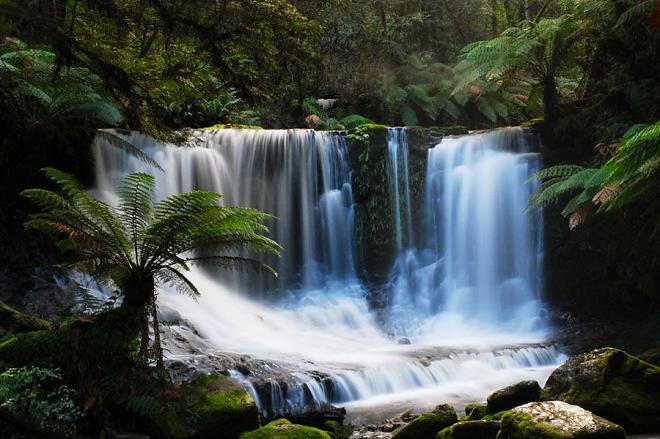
[541,347,660,432]
[157,374,260,439]
[498,401,625,439]
[463,403,487,420]
[392,404,458,439]
[487,380,541,413]
[437,420,500,439]
[240,419,332,439]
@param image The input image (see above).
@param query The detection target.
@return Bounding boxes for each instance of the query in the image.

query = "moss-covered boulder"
[487,380,541,413]
[240,418,331,439]
[463,403,487,420]
[541,347,660,432]
[156,374,259,439]
[437,420,500,439]
[392,404,458,439]
[0,300,51,334]
[498,401,625,439]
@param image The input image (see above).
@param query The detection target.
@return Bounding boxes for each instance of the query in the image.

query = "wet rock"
[436,420,500,439]
[287,403,347,429]
[241,418,332,439]
[463,403,487,420]
[392,404,458,439]
[486,380,541,413]
[542,347,660,433]
[498,401,625,439]
[397,337,411,345]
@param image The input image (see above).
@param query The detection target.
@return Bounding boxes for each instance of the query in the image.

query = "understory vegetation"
[0,0,658,436]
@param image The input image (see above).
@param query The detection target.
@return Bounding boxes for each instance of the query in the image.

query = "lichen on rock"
[498,401,625,439]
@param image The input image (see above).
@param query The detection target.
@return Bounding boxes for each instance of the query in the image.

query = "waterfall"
[92,127,562,421]
[387,127,546,338]
[386,128,414,251]
[94,129,356,295]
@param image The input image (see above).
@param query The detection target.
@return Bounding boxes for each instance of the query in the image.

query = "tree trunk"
[151,298,164,370]
[123,273,155,309]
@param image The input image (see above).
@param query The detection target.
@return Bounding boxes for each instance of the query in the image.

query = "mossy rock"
[497,401,625,439]
[0,300,51,334]
[487,380,541,413]
[202,124,263,130]
[240,418,331,439]
[436,420,500,439]
[541,347,660,433]
[392,404,458,439]
[156,374,259,439]
[322,420,352,439]
[463,403,487,420]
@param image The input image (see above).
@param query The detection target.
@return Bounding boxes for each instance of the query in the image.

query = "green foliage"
[528,121,660,231]
[0,367,82,436]
[21,167,280,365]
[241,418,332,439]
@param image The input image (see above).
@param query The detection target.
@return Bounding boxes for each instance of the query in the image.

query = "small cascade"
[227,345,564,418]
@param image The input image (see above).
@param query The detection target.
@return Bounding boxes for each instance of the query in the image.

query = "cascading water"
[387,127,546,339]
[92,127,564,422]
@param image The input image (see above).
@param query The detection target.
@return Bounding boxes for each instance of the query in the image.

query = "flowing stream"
[92,127,564,422]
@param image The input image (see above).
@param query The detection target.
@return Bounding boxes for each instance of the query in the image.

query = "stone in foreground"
[156,374,260,438]
[463,403,488,420]
[240,419,331,439]
[498,401,625,439]
[542,347,660,432]
[392,404,458,439]
[487,380,541,413]
[437,420,500,438]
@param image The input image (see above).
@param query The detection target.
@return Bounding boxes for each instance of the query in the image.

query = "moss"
[463,403,488,420]
[436,420,500,439]
[542,348,660,432]
[497,412,567,439]
[240,418,332,439]
[323,420,353,439]
[202,124,263,130]
[157,374,259,439]
[0,300,52,333]
[393,405,458,439]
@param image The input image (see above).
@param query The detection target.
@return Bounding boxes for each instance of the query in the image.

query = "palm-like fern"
[455,0,616,124]
[22,168,280,362]
[528,121,660,230]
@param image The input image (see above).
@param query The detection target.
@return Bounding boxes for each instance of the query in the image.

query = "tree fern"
[22,168,280,365]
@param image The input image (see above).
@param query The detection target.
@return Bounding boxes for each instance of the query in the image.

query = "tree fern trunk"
[151,298,164,370]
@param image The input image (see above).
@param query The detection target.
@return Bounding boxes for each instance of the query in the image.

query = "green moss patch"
[463,403,488,420]
[240,418,332,439]
[437,420,500,439]
[0,300,51,333]
[392,404,458,439]
[156,374,259,439]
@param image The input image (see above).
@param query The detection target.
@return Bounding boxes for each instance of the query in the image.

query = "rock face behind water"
[487,380,541,413]
[391,404,458,439]
[541,347,660,433]
[498,401,625,439]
